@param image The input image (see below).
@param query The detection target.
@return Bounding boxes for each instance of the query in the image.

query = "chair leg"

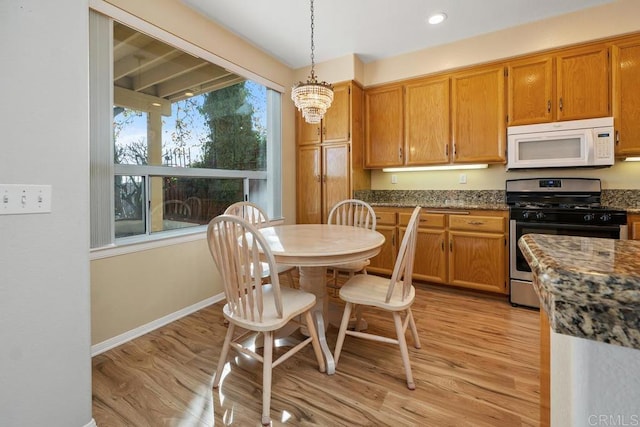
[286,269,295,288]
[393,312,416,390]
[304,311,326,373]
[354,305,364,332]
[333,302,353,366]
[407,308,421,349]
[261,331,273,426]
[213,322,235,388]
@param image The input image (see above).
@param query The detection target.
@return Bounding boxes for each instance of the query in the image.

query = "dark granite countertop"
[518,234,640,350]
[368,201,509,211]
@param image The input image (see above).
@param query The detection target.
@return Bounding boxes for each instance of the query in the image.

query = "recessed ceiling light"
[151,102,162,107]
[184,91,194,97]
[428,12,447,25]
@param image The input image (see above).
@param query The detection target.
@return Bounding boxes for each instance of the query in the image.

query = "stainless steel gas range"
[506,178,628,308]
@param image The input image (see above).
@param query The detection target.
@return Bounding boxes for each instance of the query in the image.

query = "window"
[89,11,282,248]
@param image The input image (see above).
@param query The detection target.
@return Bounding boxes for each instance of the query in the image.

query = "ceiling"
[182,0,615,69]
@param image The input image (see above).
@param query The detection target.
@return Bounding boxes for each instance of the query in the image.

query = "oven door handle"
[514,221,623,233]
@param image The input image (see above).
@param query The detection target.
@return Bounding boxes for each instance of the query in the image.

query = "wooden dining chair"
[333,206,422,390]
[325,199,377,289]
[207,215,326,426]
[225,201,297,287]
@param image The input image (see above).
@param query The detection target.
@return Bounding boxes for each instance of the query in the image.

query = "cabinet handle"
[559,97,563,111]
[399,147,403,160]
[441,241,444,251]
[445,144,449,156]
[547,100,551,113]
[323,126,326,136]
[449,240,453,252]
[615,130,620,146]
[316,175,321,182]
[468,221,484,225]
[392,233,396,246]
[316,127,321,136]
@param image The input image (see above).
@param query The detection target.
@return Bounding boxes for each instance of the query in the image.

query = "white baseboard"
[84,418,97,427]
[91,293,225,356]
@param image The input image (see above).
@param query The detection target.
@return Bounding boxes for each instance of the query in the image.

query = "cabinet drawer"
[373,210,397,226]
[399,212,445,228]
[449,215,504,233]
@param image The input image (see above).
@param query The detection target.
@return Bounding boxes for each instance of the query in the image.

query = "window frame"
[89,2,284,255]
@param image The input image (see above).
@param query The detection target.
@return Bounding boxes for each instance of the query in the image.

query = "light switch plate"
[0,184,52,215]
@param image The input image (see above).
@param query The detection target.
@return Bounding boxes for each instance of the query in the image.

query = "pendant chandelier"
[291,0,334,124]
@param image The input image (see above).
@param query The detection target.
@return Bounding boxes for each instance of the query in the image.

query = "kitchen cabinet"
[369,207,508,294]
[404,76,451,165]
[612,36,640,157]
[507,45,610,125]
[297,83,351,146]
[296,81,370,224]
[448,213,508,294]
[367,208,397,275]
[628,214,640,240]
[364,84,404,168]
[399,211,447,284]
[451,66,507,163]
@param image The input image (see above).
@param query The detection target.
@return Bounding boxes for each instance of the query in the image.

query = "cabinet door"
[296,110,321,146]
[401,226,447,284]
[323,83,350,143]
[613,39,640,157]
[507,56,553,125]
[367,225,396,275]
[322,143,350,222]
[296,145,322,224]
[556,46,610,121]
[629,214,640,240]
[404,77,451,165]
[364,85,404,168]
[448,230,506,293]
[451,66,506,163]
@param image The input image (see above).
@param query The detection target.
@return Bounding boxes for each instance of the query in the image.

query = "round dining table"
[258,223,385,374]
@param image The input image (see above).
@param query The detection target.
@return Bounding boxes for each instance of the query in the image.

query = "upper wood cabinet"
[507,56,554,125]
[507,46,610,125]
[612,37,640,157]
[364,84,404,168]
[297,83,351,145]
[451,66,507,163]
[405,77,451,165]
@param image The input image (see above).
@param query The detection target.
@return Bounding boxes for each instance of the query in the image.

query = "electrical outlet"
[0,184,52,215]
[459,174,467,184]
[391,174,398,184]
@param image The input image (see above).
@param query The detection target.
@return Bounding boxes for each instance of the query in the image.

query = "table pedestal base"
[298,266,335,374]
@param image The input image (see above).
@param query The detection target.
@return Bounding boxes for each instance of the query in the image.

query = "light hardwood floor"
[92,280,540,426]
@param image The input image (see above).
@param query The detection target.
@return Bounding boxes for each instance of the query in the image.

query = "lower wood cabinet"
[367,208,397,274]
[628,213,640,240]
[369,207,508,294]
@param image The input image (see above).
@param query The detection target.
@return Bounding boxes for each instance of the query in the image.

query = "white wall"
[551,332,640,427]
[0,1,93,426]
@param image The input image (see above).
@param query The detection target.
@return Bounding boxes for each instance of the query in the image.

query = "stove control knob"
[535,211,545,220]
[522,211,531,219]
[584,213,595,222]
[600,213,612,222]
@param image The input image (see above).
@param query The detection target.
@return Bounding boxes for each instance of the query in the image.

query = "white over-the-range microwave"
[506,117,615,170]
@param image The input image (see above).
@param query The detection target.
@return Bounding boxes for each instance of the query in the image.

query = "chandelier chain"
[291,0,333,124]
[310,0,315,77]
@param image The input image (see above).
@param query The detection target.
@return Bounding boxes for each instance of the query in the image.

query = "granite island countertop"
[518,234,640,350]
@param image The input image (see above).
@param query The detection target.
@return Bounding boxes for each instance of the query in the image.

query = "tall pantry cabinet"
[296,81,370,224]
